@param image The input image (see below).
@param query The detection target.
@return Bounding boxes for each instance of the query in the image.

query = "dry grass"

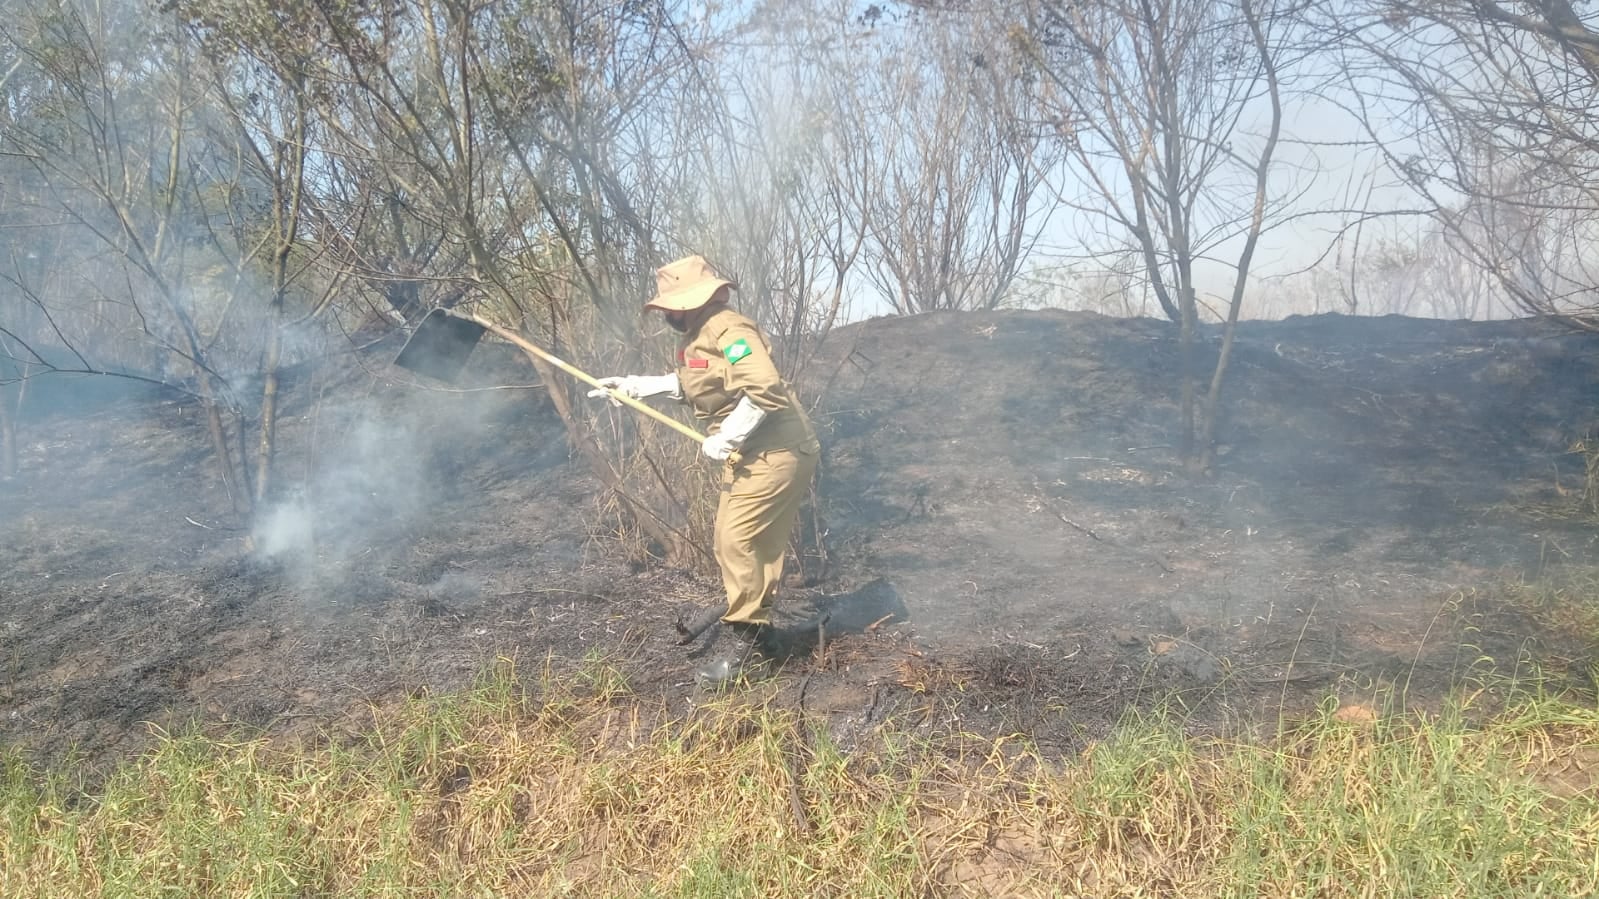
[1506,567,1599,650]
[1520,428,1599,524]
[1575,432,1599,517]
[4,653,1598,898]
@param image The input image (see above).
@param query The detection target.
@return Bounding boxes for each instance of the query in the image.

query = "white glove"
[587,373,681,407]
[701,395,768,461]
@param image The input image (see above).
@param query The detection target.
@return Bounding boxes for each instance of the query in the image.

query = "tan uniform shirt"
[675,307,820,457]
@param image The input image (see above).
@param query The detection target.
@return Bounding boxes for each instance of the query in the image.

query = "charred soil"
[3,310,1598,767]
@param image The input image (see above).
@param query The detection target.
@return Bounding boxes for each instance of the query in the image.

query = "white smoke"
[249,411,445,576]
[252,495,316,561]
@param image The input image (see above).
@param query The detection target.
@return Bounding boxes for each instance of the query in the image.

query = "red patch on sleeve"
[688,358,710,369]
[675,349,686,364]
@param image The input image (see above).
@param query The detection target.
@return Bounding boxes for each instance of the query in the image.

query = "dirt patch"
[2,311,1598,767]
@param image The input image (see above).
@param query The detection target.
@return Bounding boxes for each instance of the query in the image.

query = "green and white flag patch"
[723,338,753,364]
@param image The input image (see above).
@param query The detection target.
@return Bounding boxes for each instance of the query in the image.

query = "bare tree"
[165,0,342,507]
[267,0,743,564]
[1305,216,1511,320]
[709,1,1051,318]
[1017,0,1300,470]
[650,0,873,372]
[1340,0,1599,330]
[0,42,41,480]
[847,9,1057,314]
[3,0,258,505]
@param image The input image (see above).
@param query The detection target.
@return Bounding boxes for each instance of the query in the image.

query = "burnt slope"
[2,310,1597,764]
[799,311,1599,715]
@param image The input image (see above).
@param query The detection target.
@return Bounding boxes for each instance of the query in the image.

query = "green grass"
[2,657,1597,897]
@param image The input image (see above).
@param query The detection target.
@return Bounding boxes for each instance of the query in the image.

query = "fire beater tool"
[392,308,736,463]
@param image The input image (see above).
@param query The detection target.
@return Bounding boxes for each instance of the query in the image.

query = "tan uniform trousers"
[715,447,818,626]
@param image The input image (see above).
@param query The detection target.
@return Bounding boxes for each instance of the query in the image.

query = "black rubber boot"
[728,621,807,659]
[695,623,775,690]
[674,605,725,646]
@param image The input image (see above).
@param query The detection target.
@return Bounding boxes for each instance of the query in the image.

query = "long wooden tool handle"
[462,314,739,464]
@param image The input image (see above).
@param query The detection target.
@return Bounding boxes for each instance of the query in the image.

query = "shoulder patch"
[723,338,753,364]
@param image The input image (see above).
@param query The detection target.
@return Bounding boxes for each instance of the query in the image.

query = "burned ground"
[2,310,1598,766]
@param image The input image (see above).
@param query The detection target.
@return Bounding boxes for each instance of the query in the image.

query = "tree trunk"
[198,372,245,514]
[255,320,283,506]
[250,77,307,511]
[174,326,247,516]
[0,339,19,479]
[1178,287,1197,465]
[1199,0,1282,475]
[0,383,16,480]
[1198,322,1237,475]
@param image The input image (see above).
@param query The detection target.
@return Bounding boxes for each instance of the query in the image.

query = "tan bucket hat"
[644,255,737,312]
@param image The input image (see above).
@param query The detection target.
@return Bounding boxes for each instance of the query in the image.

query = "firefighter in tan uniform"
[588,255,820,682]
